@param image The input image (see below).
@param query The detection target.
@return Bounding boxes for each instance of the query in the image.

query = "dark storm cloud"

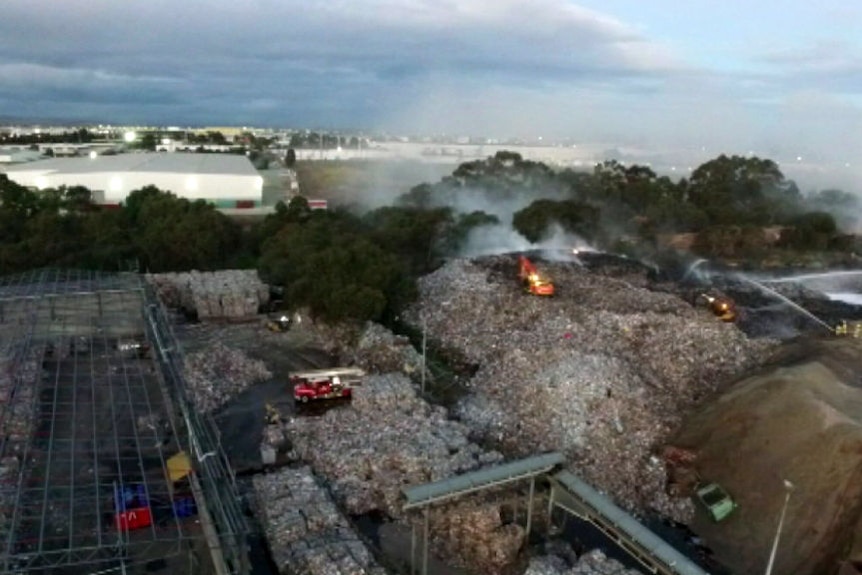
[3,0,862,186]
[0,0,681,125]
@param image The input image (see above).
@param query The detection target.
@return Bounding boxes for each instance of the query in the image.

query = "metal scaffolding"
[0,269,247,574]
[548,470,709,575]
[401,452,566,575]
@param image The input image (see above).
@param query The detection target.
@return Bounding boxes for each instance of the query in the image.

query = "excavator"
[265,403,282,425]
[518,255,555,296]
[700,294,737,322]
[265,314,291,333]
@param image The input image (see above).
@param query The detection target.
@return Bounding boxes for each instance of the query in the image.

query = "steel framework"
[0,269,247,574]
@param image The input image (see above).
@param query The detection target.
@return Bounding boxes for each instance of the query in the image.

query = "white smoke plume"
[460,221,595,260]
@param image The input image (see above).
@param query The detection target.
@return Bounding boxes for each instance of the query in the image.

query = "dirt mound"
[671,338,862,575]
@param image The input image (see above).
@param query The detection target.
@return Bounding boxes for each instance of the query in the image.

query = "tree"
[693,225,771,259]
[442,211,500,253]
[686,155,799,228]
[123,186,241,271]
[285,148,297,168]
[258,214,413,323]
[396,183,435,209]
[513,199,600,243]
[140,133,157,151]
[63,185,94,213]
[0,174,41,243]
[363,206,453,276]
[778,212,838,251]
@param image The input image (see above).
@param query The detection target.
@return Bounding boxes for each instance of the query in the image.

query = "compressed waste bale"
[183,342,272,412]
[284,373,501,519]
[252,466,386,575]
[523,549,645,574]
[403,256,775,520]
[146,270,270,319]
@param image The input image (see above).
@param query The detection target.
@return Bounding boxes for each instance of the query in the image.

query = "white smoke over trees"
[392,151,599,257]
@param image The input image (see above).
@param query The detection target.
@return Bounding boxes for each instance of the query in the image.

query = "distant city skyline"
[2,0,862,189]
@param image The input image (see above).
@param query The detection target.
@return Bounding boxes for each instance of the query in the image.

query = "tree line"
[0,151,858,323]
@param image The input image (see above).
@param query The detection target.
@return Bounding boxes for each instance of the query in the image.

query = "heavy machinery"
[834,320,862,337]
[518,255,555,296]
[700,294,737,322]
[265,314,291,332]
[695,482,737,522]
[290,367,366,403]
[265,402,282,424]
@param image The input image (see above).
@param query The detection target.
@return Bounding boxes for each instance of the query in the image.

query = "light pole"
[420,314,427,396]
[764,479,795,575]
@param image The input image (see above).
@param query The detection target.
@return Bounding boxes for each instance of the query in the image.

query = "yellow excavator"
[265,403,282,425]
[700,294,737,322]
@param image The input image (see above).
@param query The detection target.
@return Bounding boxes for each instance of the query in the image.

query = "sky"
[2,0,862,186]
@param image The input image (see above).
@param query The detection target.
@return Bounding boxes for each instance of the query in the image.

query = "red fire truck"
[290,367,366,403]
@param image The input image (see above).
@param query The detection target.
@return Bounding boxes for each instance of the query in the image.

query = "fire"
[518,255,555,296]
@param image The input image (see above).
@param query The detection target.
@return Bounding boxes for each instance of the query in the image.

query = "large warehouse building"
[1,152,264,208]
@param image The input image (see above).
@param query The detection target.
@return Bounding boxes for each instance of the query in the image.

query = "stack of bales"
[253,466,388,575]
[147,270,270,319]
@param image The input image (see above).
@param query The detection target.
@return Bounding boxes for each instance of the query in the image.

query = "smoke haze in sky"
[2,1,862,189]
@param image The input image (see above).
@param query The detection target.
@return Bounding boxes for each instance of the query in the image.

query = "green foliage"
[778,211,838,251]
[362,206,453,276]
[397,183,434,209]
[686,154,801,228]
[443,211,500,253]
[692,225,772,259]
[512,199,600,243]
[1,149,857,324]
[124,186,242,272]
[139,133,157,151]
[258,213,414,323]
[0,175,40,243]
[401,151,569,209]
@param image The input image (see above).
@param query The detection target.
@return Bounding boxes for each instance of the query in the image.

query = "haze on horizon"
[2,0,862,190]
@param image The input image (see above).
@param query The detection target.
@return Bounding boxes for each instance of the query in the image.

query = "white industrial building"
[0,147,44,164]
[2,152,263,208]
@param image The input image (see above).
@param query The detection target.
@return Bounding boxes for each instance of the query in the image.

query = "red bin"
[115,507,152,531]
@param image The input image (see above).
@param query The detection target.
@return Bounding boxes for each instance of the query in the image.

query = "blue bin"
[116,484,148,512]
[173,497,197,518]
